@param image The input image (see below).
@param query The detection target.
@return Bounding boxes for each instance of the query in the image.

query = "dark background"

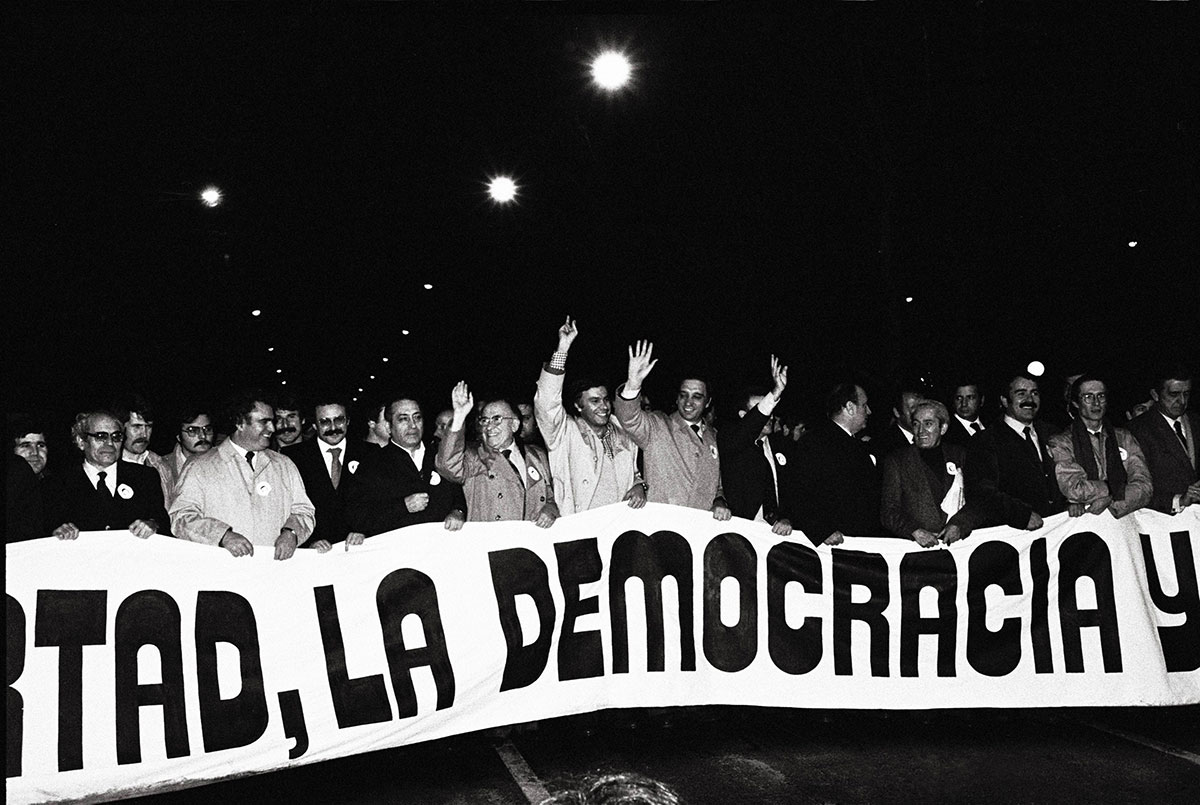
[5,5,1197,446]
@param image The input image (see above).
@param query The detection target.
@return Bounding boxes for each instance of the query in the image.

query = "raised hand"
[451,381,474,423]
[557,316,579,352]
[769,354,788,400]
[625,340,658,392]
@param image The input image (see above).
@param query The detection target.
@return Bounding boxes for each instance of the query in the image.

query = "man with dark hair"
[437,382,557,525]
[965,372,1063,530]
[787,382,884,546]
[347,395,467,535]
[112,393,174,502]
[1047,375,1152,519]
[272,392,307,450]
[162,406,214,484]
[883,400,982,546]
[534,317,645,515]
[9,416,50,480]
[613,340,729,518]
[284,395,371,551]
[46,409,170,540]
[717,356,793,534]
[1128,365,1198,514]
[944,380,987,446]
[871,379,926,460]
[363,400,391,448]
[171,391,314,559]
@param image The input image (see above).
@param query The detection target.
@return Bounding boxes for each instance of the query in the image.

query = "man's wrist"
[279,527,296,539]
[620,383,641,400]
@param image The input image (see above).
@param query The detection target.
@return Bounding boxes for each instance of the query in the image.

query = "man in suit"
[347,396,467,535]
[717,356,793,535]
[870,380,926,460]
[965,372,1063,530]
[9,416,50,480]
[161,406,214,486]
[272,392,308,450]
[943,380,987,447]
[788,382,886,546]
[46,409,170,540]
[6,452,43,543]
[284,396,371,551]
[613,340,730,519]
[113,394,175,504]
[437,383,557,526]
[362,400,392,448]
[882,400,982,546]
[1128,366,1199,514]
[1047,375,1153,519]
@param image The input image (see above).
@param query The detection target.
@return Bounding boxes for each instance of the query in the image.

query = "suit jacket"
[870,423,914,461]
[436,430,556,523]
[1128,409,1199,513]
[346,440,467,536]
[965,419,1063,529]
[45,460,170,536]
[943,416,985,448]
[882,443,983,539]
[787,419,885,545]
[1046,425,1153,518]
[284,438,371,545]
[6,453,43,542]
[717,408,793,524]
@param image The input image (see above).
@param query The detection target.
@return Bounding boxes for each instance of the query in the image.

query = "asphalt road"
[127,706,1199,804]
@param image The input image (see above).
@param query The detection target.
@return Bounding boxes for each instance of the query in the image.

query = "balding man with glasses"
[45,409,170,540]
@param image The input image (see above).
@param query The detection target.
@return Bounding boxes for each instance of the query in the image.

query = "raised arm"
[614,340,658,446]
[435,381,475,483]
[534,316,579,450]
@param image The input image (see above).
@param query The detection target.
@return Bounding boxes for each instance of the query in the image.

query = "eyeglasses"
[1080,393,1108,404]
[85,431,125,444]
[317,416,349,427]
[182,425,214,436]
[478,415,516,428]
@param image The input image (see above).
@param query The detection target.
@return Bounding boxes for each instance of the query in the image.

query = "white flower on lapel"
[117,483,134,499]
[1118,447,1128,462]
[256,481,272,497]
[710,445,719,460]
[347,460,360,474]
[945,462,959,476]
[429,471,442,486]
[775,452,787,466]
[527,466,541,482]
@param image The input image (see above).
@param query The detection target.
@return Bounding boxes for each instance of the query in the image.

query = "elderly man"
[171,392,314,559]
[613,340,729,519]
[965,372,1063,530]
[161,406,214,484]
[45,410,170,540]
[1127,365,1197,514]
[437,383,558,526]
[284,396,371,551]
[347,395,467,535]
[534,317,645,515]
[882,400,982,546]
[788,382,885,546]
[717,356,793,535]
[944,379,987,446]
[113,394,175,503]
[1047,375,1153,519]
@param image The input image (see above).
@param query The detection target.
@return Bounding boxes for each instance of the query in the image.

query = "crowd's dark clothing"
[965,420,1063,529]
[44,460,171,536]
[1128,410,1199,513]
[347,440,467,535]
[717,408,793,524]
[943,416,984,448]
[6,453,44,542]
[870,423,913,461]
[283,438,371,546]
[881,443,982,540]
[788,419,885,545]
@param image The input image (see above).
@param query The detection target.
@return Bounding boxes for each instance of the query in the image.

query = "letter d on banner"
[195,592,268,753]
[489,548,556,691]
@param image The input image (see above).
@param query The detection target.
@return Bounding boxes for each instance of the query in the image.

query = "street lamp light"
[591,51,632,91]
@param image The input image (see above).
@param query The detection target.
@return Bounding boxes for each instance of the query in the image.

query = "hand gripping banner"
[7,504,1199,803]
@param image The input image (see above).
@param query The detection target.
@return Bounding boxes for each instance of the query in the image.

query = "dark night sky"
[5,5,1197,437]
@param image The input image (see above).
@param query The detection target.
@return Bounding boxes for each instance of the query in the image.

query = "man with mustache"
[171,391,314,559]
[114,395,175,503]
[1047,375,1152,519]
[162,407,215,488]
[271,393,308,450]
[1128,364,1199,514]
[965,372,1064,530]
[45,409,170,540]
[613,340,729,519]
[284,397,371,551]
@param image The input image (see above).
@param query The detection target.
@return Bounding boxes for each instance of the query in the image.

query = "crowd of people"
[6,317,1198,553]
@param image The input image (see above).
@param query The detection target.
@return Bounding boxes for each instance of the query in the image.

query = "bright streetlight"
[591,51,632,90]
[200,187,222,207]
[488,176,518,203]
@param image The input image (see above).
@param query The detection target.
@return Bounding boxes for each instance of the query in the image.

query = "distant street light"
[200,187,222,208]
[424,283,433,290]
[251,309,262,317]
[488,176,518,203]
[591,51,632,90]
[1027,360,1046,377]
[1128,241,1138,248]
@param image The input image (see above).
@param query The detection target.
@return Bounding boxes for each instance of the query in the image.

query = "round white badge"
[347,460,360,474]
[710,445,719,460]
[1118,447,1128,461]
[945,462,959,475]
[257,481,272,497]
[117,483,134,499]
[527,466,541,482]
[775,452,787,466]
[429,471,442,486]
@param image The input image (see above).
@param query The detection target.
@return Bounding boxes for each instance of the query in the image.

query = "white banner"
[6,504,1199,804]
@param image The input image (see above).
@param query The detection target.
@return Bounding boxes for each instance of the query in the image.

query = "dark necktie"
[971,422,983,434]
[1175,420,1188,451]
[96,470,113,503]
[328,447,342,490]
[1023,426,1040,462]
[502,448,524,486]
[690,424,701,439]
[245,451,255,470]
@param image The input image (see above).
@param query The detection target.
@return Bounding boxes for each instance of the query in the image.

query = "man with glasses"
[347,396,467,536]
[113,394,175,503]
[283,397,371,551]
[1048,375,1152,519]
[162,407,215,486]
[436,382,558,526]
[45,409,170,540]
[171,391,314,560]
